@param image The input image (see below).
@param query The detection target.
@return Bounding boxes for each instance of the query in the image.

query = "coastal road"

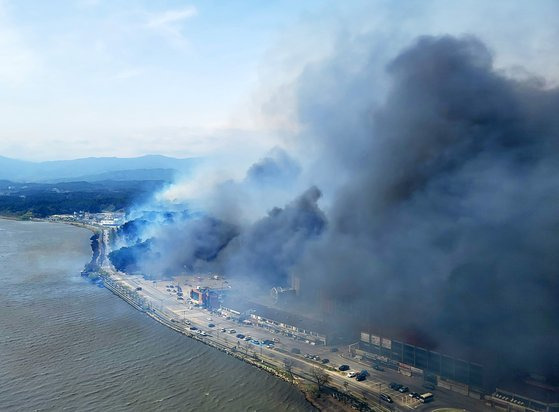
[123,275,493,412]
[98,230,492,411]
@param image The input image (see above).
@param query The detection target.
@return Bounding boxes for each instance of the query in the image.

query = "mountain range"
[0,155,199,182]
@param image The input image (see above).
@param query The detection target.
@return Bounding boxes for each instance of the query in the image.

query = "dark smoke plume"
[222,185,326,286]
[111,151,324,283]
[294,35,559,382]
[113,34,559,384]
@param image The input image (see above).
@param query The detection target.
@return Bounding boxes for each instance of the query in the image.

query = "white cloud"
[145,6,197,46]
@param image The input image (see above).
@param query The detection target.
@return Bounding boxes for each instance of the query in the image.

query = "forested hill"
[0,180,164,218]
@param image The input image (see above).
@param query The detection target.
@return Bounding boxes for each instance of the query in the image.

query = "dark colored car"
[389,382,402,391]
[409,392,421,400]
[373,364,384,371]
[189,326,197,330]
[236,333,245,339]
[380,393,393,403]
[262,339,274,345]
[398,386,409,393]
[290,348,301,354]
[338,364,350,371]
[321,358,330,364]
[208,323,215,328]
[356,374,366,381]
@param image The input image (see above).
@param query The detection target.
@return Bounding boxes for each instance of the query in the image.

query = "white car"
[347,371,357,378]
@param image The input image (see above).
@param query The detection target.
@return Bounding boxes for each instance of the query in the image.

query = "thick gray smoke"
[114,34,559,382]
[114,149,325,286]
[294,35,559,381]
[222,185,326,284]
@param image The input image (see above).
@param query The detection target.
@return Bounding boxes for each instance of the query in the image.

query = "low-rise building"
[189,287,220,309]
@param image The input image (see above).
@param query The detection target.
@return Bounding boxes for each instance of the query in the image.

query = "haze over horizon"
[1,0,558,162]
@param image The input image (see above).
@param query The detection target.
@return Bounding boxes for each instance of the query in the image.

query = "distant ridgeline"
[0,180,165,218]
[0,154,200,218]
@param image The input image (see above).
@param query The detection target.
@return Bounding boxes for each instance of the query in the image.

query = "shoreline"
[97,269,361,411]
[3,216,375,411]
[81,228,374,412]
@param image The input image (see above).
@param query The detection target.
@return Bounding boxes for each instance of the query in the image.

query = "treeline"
[0,180,166,218]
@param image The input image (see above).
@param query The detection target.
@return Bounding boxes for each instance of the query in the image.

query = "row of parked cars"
[388,382,435,403]
[304,353,330,364]
[389,382,409,393]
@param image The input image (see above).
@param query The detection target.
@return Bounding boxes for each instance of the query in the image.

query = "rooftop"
[221,295,329,335]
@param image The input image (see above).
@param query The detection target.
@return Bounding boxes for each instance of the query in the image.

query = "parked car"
[373,364,384,371]
[347,371,357,378]
[189,326,197,331]
[380,393,393,403]
[409,392,421,400]
[321,358,330,364]
[338,364,350,371]
[290,348,301,354]
[398,386,409,393]
[423,382,436,390]
[389,382,402,391]
[236,333,245,339]
[356,373,366,382]
[208,323,215,328]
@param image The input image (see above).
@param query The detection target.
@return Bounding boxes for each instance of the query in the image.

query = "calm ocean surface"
[0,219,313,412]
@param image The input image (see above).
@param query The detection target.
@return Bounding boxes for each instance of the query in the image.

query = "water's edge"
[73,221,324,411]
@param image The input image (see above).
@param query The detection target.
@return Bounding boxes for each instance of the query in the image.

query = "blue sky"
[0,0,557,160]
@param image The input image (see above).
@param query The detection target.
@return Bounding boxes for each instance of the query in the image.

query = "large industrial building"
[355,331,484,397]
[488,379,559,412]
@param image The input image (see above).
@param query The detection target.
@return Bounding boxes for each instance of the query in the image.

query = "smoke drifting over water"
[114,35,559,381]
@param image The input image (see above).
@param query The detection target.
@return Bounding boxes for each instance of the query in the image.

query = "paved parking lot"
[112,274,492,412]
